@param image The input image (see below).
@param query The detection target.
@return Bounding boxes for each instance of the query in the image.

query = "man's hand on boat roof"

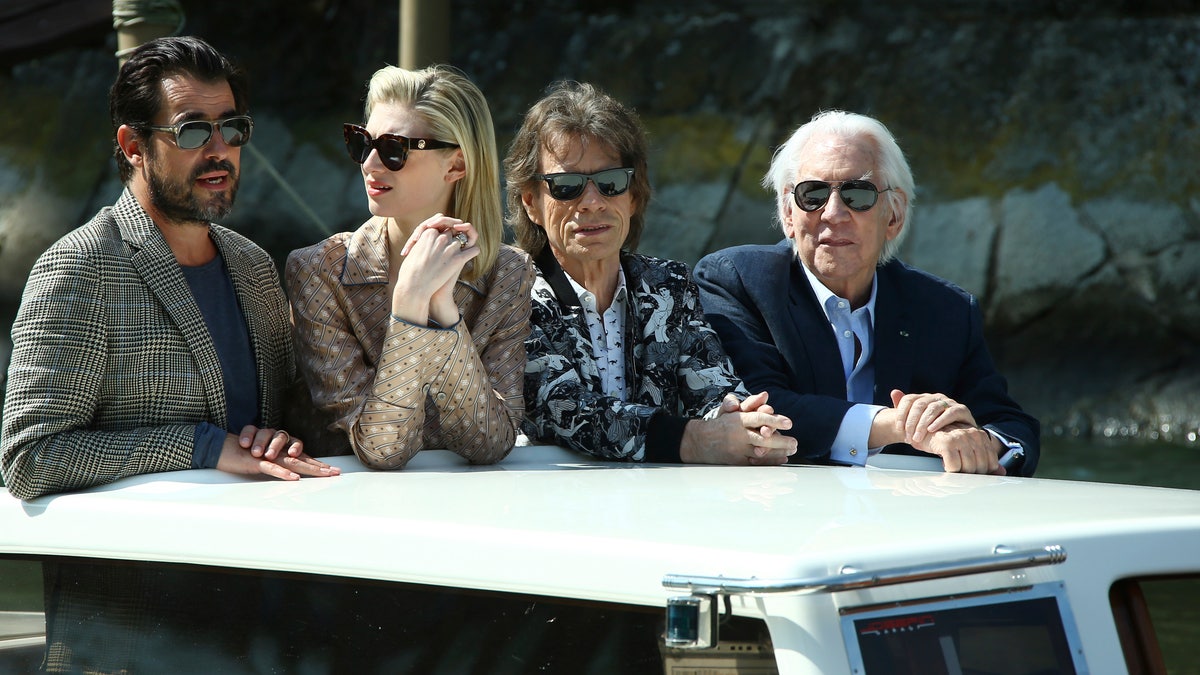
[217,425,341,480]
[883,390,1005,476]
[680,392,798,466]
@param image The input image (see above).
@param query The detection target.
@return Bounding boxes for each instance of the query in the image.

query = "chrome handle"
[663,544,1065,596]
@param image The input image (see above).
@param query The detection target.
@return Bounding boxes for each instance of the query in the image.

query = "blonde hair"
[365,64,500,280]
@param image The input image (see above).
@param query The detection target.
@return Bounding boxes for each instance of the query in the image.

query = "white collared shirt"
[566,267,629,401]
[801,264,885,466]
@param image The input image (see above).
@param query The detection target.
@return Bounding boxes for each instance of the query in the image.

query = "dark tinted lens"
[547,175,587,200]
[175,121,215,150]
[839,180,879,211]
[592,169,632,197]
[795,181,832,211]
[344,127,370,163]
[374,137,409,171]
[218,118,252,147]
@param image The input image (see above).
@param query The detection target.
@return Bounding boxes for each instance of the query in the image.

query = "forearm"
[2,424,196,500]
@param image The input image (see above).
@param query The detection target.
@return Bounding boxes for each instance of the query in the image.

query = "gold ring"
[274,430,291,445]
[454,233,468,249]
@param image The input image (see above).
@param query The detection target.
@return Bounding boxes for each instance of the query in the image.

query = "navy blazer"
[694,239,1040,475]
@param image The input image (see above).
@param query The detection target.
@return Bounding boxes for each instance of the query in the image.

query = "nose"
[203,129,234,158]
[821,187,851,223]
[576,179,607,209]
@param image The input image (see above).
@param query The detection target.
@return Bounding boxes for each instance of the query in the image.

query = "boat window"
[1111,575,1199,675]
[0,556,775,674]
[840,582,1085,674]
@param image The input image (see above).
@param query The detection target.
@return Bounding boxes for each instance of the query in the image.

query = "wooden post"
[113,0,185,66]
[399,0,450,69]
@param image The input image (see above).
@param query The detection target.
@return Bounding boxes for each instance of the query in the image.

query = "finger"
[237,424,258,450]
[739,391,769,412]
[280,454,340,477]
[720,393,741,414]
[286,437,306,458]
[263,430,292,461]
[748,452,789,466]
[256,459,300,481]
[890,388,906,408]
[249,428,277,458]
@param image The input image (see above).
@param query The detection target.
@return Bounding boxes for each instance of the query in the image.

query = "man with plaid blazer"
[1,38,337,500]
[0,37,339,672]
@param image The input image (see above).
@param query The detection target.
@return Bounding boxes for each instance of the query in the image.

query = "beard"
[145,151,239,226]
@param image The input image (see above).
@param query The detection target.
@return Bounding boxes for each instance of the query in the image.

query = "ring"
[274,430,291,445]
[454,233,468,249]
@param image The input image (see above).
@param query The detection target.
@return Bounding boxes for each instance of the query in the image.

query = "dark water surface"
[1,439,1196,671]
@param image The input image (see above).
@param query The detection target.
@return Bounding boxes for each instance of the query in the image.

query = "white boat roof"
[2,446,1198,608]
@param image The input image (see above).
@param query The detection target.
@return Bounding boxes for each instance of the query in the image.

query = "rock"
[900,197,996,300]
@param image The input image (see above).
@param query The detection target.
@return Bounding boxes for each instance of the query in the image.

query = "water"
[1,439,1196,671]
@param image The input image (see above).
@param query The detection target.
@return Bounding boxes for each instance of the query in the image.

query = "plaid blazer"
[286,219,534,469]
[0,190,295,500]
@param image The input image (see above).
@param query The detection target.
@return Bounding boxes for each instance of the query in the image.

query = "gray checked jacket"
[1,189,295,500]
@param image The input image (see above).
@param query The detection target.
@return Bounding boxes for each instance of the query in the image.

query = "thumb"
[890,389,906,407]
[721,393,741,413]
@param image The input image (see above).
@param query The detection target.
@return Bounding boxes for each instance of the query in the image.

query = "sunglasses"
[343,123,459,172]
[792,179,893,212]
[144,115,254,150]
[533,168,635,201]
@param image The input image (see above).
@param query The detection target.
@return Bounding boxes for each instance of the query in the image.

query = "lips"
[574,223,612,235]
[365,179,392,196]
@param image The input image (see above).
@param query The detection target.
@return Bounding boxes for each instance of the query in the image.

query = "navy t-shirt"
[181,253,261,468]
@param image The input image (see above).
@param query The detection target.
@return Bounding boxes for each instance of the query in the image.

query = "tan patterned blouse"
[285,219,534,469]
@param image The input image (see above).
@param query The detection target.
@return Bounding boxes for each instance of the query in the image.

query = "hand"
[889,389,977,445]
[217,426,341,481]
[394,214,479,326]
[911,422,1006,475]
[680,393,797,465]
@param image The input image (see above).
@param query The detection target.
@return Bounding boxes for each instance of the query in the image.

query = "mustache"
[191,159,237,181]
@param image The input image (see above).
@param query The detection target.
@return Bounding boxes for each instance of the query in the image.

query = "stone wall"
[1,0,1197,443]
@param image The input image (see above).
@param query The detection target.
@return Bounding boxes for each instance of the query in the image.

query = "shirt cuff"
[829,404,886,466]
[192,422,226,469]
[644,412,688,463]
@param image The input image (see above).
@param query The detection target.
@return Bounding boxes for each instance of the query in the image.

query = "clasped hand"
[681,392,797,465]
[888,389,1004,475]
[393,213,479,326]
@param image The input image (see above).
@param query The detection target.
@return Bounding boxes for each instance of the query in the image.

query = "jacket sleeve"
[694,251,852,459]
[428,252,534,465]
[1,247,195,499]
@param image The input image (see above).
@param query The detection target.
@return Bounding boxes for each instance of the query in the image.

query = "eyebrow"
[173,109,239,123]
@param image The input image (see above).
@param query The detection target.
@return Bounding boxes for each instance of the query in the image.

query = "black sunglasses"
[343,123,458,172]
[533,168,635,201]
[792,179,893,212]
[143,115,254,150]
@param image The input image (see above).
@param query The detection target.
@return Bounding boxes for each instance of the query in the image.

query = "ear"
[116,124,146,169]
[781,196,797,239]
[443,148,466,184]
[521,187,542,227]
[884,190,906,241]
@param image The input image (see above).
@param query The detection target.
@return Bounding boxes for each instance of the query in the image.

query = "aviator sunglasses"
[343,123,459,172]
[143,115,254,150]
[533,168,635,201]
[792,179,893,212]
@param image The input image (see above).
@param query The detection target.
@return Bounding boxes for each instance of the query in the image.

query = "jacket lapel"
[782,249,847,399]
[872,260,914,404]
[116,191,228,428]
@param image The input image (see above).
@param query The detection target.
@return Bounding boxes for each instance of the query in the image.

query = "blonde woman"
[286,65,534,469]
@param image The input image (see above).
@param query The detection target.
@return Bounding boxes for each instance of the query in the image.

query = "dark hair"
[503,81,651,258]
[109,36,248,183]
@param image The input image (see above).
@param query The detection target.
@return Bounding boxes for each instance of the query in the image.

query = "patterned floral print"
[523,252,749,460]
